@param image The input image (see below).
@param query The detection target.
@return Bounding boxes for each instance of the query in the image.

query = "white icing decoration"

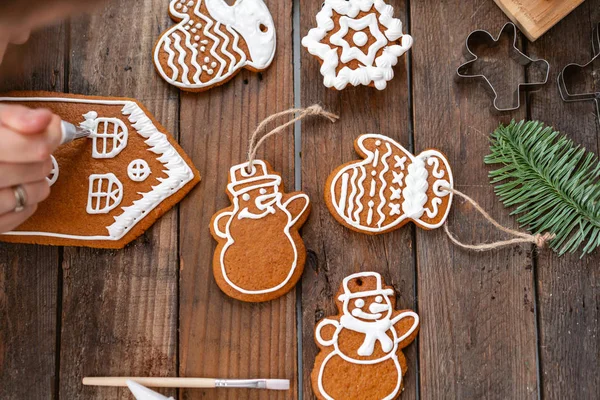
[432,178,451,197]
[425,198,442,219]
[366,200,374,225]
[47,155,59,186]
[389,203,400,215]
[329,134,454,232]
[302,0,413,90]
[316,272,419,400]
[427,156,445,178]
[81,111,128,159]
[0,97,195,241]
[401,157,428,219]
[369,179,377,197]
[87,173,123,214]
[394,155,406,169]
[213,160,310,295]
[128,159,151,182]
[392,171,404,185]
[154,0,276,90]
[353,31,368,47]
[376,143,392,227]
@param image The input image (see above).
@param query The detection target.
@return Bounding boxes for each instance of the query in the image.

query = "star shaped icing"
[302,0,413,90]
[330,14,388,66]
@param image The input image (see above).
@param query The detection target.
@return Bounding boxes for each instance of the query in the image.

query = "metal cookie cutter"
[457,22,550,112]
[557,22,600,124]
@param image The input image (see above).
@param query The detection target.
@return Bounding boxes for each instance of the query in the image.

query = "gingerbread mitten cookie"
[325,134,453,234]
[312,272,419,400]
[210,160,310,302]
[154,0,276,92]
[302,0,412,90]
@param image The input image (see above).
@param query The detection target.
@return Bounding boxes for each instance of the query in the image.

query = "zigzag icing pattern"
[154,0,276,90]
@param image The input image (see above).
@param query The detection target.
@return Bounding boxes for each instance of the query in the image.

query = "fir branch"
[485,120,600,256]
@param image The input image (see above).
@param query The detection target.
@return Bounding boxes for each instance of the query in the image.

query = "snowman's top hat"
[228,160,282,196]
[338,272,394,301]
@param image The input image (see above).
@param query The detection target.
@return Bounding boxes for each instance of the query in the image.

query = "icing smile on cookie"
[351,296,391,320]
[238,192,280,219]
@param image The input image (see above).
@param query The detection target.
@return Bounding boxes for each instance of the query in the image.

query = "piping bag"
[60,120,92,145]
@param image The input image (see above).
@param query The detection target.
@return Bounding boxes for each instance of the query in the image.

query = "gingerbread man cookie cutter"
[557,22,600,124]
[456,22,550,112]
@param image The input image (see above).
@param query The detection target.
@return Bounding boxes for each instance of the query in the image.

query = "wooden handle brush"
[83,377,290,390]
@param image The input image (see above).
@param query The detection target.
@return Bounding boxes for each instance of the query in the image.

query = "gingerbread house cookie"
[0,92,201,249]
[154,0,276,92]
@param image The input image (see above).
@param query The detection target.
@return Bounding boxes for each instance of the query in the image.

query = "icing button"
[353,31,368,47]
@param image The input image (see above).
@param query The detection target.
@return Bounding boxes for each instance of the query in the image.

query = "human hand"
[0,105,61,233]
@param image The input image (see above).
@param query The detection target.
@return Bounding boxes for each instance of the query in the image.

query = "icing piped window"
[47,155,59,187]
[81,111,128,159]
[127,159,151,182]
[87,173,124,214]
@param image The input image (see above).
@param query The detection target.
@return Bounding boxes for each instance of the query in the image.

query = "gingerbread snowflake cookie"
[312,272,419,399]
[302,0,413,90]
[154,0,276,92]
[325,134,453,234]
[210,160,310,302]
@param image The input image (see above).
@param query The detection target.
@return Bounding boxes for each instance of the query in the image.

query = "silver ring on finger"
[13,184,27,213]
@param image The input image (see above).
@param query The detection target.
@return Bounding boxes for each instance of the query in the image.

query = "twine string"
[246,105,339,172]
[441,186,555,251]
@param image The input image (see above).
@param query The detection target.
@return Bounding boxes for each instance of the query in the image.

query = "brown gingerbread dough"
[210,160,310,302]
[312,272,419,399]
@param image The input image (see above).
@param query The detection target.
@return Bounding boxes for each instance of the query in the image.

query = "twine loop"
[440,186,555,251]
[246,105,339,173]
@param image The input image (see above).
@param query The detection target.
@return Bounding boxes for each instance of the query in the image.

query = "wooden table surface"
[0,0,598,399]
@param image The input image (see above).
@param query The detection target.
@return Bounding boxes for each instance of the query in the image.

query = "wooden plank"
[57,2,180,399]
[299,1,417,399]
[494,0,585,41]
[177,1,297,399]
[410,1,539,398]
[526,2,600,398]
[0,24,65,400]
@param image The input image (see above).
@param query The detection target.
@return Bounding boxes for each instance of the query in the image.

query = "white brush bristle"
[265,379,290,390]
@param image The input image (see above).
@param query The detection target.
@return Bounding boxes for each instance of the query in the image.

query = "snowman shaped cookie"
[210,160,310,302]
[312,272,419,400]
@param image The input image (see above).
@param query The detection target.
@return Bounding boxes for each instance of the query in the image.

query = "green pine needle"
[485,120,600,256]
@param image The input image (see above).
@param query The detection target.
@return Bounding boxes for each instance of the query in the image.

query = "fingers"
[0,158,53,188]
[0,116,62,163]
[0,105,53,134]
[0,180,50,215]
[10,30,31,45]
[0,204,37,233]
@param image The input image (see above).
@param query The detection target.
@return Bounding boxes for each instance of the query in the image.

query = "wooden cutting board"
[494,0,585,41]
